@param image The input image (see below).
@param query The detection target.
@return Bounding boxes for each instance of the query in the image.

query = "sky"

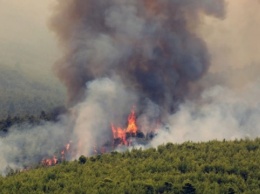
[198,0,260,91]
[0,0,59,79]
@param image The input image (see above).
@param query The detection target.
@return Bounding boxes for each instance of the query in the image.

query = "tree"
[228,187,235,194]
[79,155,87,164]
[182,183,196,194]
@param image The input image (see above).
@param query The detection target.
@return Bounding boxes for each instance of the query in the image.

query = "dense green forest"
[0,65,65,118]
[0,139,259,194]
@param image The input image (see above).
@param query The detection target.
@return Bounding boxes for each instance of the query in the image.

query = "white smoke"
[0,115,73,175]
[72,77,137,157]
[151,79,260,146]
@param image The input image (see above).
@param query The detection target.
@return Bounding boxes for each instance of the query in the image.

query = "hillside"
[0,139,259,194]
[0,65,65,118]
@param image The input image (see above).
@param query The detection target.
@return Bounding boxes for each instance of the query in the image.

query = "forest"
[0,138,259,194]
[0,65,65,118]
[0,109,65,134]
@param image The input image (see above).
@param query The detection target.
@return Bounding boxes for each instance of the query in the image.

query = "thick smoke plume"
[48,0,226,156]
[48,0,228,156]
[50,0,226,111]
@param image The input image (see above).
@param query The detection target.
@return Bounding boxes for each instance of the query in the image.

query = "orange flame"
[42,141,72,166]
[111,108,138,146]
[111,124,127,145]
[126,109,138,134]
[42,156,58,166]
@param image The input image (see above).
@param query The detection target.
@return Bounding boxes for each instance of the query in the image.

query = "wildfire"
[111,108,138,146]
[41,141,72,166]
[126,109,138,134]
[41,108,156,167]
[111,124,127,145]
[42,156,58,166]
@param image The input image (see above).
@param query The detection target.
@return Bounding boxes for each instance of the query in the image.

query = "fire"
[111,108,138,146]
[111,124,127,145]
[42,156,58,166]
[40,108,156,167]
[126,109,138,134]
[41,141,72,166]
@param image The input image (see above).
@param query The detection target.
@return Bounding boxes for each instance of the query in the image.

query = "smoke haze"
[0,115,73,175]
[0,0,59,75]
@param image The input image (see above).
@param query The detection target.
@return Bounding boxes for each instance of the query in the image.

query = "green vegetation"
[0,109,65,133]
[0,65,65,118]
[1,139,260,194]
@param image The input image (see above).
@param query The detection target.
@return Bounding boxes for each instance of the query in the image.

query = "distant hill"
[0,65,66,118]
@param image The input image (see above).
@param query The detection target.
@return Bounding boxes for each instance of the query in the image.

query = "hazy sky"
[0,0,59,77]
[199,0,260,90]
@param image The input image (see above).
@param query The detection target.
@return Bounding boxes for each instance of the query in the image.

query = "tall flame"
[111,108,138,146]
[126,109,138,134]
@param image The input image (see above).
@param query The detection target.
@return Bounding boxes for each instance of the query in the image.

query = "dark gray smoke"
[50,0,226,111]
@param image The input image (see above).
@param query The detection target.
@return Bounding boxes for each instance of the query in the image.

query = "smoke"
[48,0,228,156]
[49,0,226,110]
[48,0,228,155]
[72,77,137,156]
[151,80,260,146]
[151,0,260,145]
[0,115,73,175]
